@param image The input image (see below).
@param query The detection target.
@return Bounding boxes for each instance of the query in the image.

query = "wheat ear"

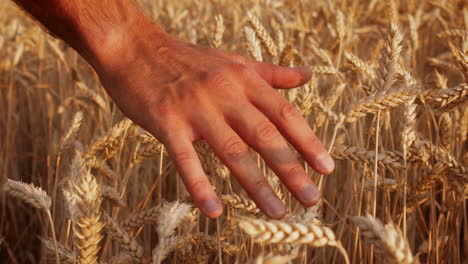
[244,26,263,61]
[239,218,350,264]
[104,214,144,263]
[40,237,76,264]
[424,83,467,111]
[84,118,133,163]
[343,85,419,123]
[2,180,59,263]
[122,205,161,232]
[221,194,261,215]
[101,185,126,207]
[59,111,83,153]
[211,14,225,48]
[332,145,404,169]
[247,11,278,58]
[65,154,104,264]
[350,214,416,264]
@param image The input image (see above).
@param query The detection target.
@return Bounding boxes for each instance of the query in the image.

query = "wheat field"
[0,0,467,263]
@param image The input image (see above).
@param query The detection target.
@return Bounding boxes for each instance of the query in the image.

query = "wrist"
[83,18,169,74]
[56,1,169,73]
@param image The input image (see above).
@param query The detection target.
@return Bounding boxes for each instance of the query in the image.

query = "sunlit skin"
[13,0,335,219]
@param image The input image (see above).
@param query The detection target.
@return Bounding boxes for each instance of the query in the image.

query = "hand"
[95,26,335,219]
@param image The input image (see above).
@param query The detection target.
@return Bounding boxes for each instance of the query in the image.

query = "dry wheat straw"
[364,177,398,191]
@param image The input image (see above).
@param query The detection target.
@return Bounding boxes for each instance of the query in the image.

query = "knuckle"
[254,121,281,144]
[223,136,249,160]
[154,101,175,120]
[279,102,301,120]
[185,178,208,192]
[253,178,270,193]
[308,135,321,146]
[203,71,234,90]
[286,165,305,179]
[173,151,197,165]
[229,63,250,75]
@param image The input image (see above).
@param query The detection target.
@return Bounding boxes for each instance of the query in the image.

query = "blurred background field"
[0,0,467,263]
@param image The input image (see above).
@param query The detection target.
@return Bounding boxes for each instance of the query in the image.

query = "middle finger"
[223,103,321,206]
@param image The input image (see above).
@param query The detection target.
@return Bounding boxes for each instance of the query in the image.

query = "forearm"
[12,0,167,70]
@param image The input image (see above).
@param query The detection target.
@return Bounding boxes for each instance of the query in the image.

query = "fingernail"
[202,199,220,215]
[300,184,320,204]
[266,198,286,219]
[318,154,335,174]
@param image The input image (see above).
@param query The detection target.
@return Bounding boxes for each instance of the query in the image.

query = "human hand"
[94,25,335,219]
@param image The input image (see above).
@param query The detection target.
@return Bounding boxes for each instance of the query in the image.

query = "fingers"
[224,104,321,206]
[217,52,312,89]
[195,113,286,219]
[248,82,335,175]
[165,133,222,218]
[247,61,312,89]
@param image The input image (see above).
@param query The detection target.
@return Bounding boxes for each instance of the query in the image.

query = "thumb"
[248,61,312,89]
